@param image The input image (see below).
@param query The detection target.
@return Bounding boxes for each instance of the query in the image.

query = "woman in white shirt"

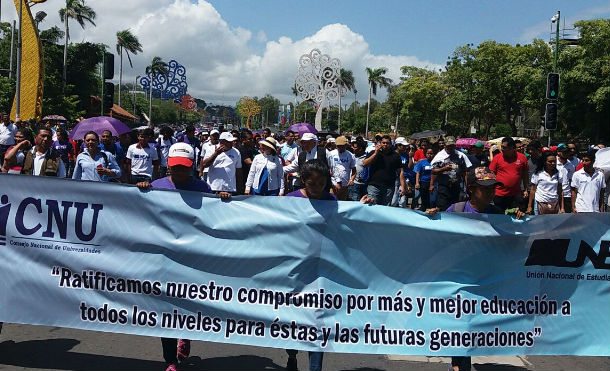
[527,151,565,214]
[245,137,284,196]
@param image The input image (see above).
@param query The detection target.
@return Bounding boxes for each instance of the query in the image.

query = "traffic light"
[103,53,114,80]
[544,103,558,130]
[546,73,559,100]
[103,82,115,111]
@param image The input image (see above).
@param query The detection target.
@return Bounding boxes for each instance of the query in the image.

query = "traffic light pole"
[549,10,560,146]
[101,58,105,116]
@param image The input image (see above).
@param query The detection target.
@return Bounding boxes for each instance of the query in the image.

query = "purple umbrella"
[69,116,132,140]
[285,122,318,137]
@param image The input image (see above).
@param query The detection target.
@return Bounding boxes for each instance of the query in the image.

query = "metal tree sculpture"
[237,96,261,129]
[140,59,188,101]
[295,48,342,131]
[180,94,197,111]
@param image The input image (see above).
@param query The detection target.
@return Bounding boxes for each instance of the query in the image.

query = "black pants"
[161,337,178,364]
[418,181,431,211]
[493,194,525,212]
[437,182,461,211]
[564,197,572,213]
[451,356,471,371]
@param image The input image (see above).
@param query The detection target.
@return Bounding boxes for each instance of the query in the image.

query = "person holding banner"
[285,160,374,371]
[527,151,565,215]
[136,142,230,371]
[426,167,524,371]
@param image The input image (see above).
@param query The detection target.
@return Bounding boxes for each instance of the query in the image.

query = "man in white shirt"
[283,132,333,190]
[0,113,17,167]
[329,136,356,200]
[556,144,575,213]
[571,151,606,213]
[20,127,66,177]
[280,130,299,160]
[199,129,220,182]
[125,128,160,184]
[200,131,242,193]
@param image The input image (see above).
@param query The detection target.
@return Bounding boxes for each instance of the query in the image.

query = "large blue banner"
[0,175,608,356]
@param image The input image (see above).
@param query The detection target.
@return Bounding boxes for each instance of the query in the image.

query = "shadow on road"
[474,363,529,371]
[185,354,284,370]
[0,339,165,371]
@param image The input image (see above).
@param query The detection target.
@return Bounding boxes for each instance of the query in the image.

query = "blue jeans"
[391,180,408,208]
[367,184,394,206]
[348,183,367,201]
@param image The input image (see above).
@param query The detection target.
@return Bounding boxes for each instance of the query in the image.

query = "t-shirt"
[413,149,425,162]
[100,142,125,163]
[126,143,159,177]
[280,142,299,160]
[400,154,416,185]
[368,150,402,188]
[151,177,212,193]
[431,151,469,185]
[208,147,242,192]
[572,168,606,212]
[467,154,490,168]
[157,138,175,167]
[531,170,565,203]
[0,123,17,146]
[330,149,356,185]
[413,158,433,183]
[447,201,501,214]
[556,160,575,198]
[353,153,367,184]
[285,189,337,200]
[52,140,73,163]
[489,152,529,197]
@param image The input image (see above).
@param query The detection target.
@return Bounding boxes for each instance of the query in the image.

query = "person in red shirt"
[413,138,429,162]
[489,137,529,211]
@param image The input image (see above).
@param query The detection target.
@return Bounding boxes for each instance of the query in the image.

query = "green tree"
[256,94,280,127]
[59,0,96,91]
[145,56,168,124]
[116,29,143,108]
[0,76,15,113]
[338,68,354,133]
[365,67,392,137]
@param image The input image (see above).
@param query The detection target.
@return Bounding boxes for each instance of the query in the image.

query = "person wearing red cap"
[137,143,229,371]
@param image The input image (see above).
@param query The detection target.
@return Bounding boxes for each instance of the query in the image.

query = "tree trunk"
[366,83,372,138]
[63,16,68,94]
[118,47,123,108]
[148,73,153,125]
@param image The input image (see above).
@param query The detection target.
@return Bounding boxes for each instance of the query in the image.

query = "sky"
[1,0,608,107]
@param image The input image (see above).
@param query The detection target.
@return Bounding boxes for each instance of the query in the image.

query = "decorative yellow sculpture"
[11,0,46,122]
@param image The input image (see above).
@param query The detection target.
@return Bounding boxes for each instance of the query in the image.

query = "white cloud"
[2,0,442,106]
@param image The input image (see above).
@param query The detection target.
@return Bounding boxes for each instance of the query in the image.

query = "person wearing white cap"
[283,132,333,191]
[245,137,284,196]
[199,129,220,181]
[200,131,242,193]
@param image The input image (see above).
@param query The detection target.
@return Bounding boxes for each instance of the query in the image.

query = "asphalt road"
[0,323,608,371]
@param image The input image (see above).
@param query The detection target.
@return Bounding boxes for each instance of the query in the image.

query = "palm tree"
[59,0,96,92]
[116,29,143,108]
[365,67,392,137]
[353,87,358,115]
[145,56,168,125]
[338,69,354,134]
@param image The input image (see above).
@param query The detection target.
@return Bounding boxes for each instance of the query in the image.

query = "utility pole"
[549,10,560,146]
[9,21,15,79]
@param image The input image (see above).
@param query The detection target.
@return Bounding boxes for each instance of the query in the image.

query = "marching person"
[72,131,121,182]
[571,151,606,213]
[245,137,284,196]
[125,128,160,184]
[527,151,565,214]
[20,126,66,177]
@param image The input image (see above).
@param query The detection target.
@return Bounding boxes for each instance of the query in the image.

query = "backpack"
[359,151,375,184]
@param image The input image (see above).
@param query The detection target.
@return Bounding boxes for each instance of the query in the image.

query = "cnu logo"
[1,195,103,243]
[525,239,610,270]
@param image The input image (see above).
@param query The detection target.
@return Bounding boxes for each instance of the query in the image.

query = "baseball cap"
[301,132,318,141]
[557,144,569,152]
[210,129,220,135]
[335,136,348,146]
[201,131,209,135]
[219,132,235,142]
[168,143,194,168]
[395,137,409,146]
[474,141,484,148]
[468,167,501,187]
[328,137,336,143]
[445,139,456,146]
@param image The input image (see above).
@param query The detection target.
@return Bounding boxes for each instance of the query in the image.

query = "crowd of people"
[1,112,609,371]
